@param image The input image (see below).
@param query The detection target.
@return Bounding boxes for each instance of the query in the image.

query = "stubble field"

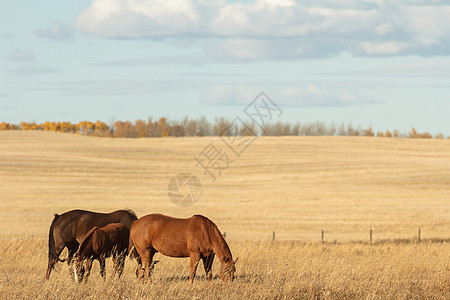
[0,131,449,299]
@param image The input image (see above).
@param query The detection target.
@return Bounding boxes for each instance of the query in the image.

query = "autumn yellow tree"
[134,120,147,138]
[159,117,169,137]
[385,130,392,137]
[93,121,108,136]
[362,127,374,137]
[0,122,12,130]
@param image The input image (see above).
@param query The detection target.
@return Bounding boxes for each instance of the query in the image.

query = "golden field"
[0,131,449,299]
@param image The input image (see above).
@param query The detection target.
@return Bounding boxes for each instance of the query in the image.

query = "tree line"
[0,118,446,139]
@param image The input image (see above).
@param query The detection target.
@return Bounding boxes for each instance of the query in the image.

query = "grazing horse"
[129,214,238,284]
[73,223,129,283]
[45,209,137,280]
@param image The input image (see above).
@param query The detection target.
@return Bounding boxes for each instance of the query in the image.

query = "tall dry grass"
[0,237,448,299]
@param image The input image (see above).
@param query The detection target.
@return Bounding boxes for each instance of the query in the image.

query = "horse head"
[220,257,239,283]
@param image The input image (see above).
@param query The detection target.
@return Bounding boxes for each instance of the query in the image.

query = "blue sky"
[1,0,449,135]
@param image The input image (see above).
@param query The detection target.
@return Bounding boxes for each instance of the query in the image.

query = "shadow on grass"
[156,273,264,284]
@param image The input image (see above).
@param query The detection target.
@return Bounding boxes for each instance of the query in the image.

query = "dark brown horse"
[46,209,137,280]
[129,214,238,284]
[73,223,130,283]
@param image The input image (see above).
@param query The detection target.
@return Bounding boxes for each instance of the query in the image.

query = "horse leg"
[189,252,201,284]
[99,257,106,280]
[117,252,126,279]
[134,251,143,279]
[136,249,147,283]
[66,241,79,280]
[73,257,84,283]
[83,259,93,283]
[202,253,215,281]
[141,248,156,284]
[112,256,118,279]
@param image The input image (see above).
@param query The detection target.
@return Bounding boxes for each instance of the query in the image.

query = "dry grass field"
[0,131,449,299]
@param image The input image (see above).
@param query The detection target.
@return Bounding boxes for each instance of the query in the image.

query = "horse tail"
[128,229,139,260]
[48,214,62,265]
[128,232,135,259]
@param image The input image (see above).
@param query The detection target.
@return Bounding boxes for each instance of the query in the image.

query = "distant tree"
[157,118,168,137]
[385,130,392,138]
[290,122,300,136]
[134,120,147,138]
[347,123,360,136]
[418,132,432,139]
[393,129,399,138]
[114,121,135,137]
[183,117,198,137]
[261,123,277,136]
[409,127,432,139]
[213,117,231,136]
[362,127,374,137]
[76,121,94,135]
[0,122,11,130]
[196,116,211,136]
[409,127,418,138]
[93,121,109,136]
[337,123,347,136]
[240,121,258,136]
[170,124,185,137]
[326,122,337,136]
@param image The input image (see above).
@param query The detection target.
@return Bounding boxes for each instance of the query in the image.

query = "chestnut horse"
[129,214,238,283]
[46,209,137,280]
[73,223,130,283]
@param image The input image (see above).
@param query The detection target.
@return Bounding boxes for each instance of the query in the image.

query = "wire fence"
[221,228,450,244]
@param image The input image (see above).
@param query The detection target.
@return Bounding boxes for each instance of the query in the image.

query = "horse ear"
[234,257,239,264]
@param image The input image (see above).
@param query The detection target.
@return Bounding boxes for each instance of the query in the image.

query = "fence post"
[370,229,373,243]
[418,228,421,242]
[321,230,324,244]
[272,231,275,242]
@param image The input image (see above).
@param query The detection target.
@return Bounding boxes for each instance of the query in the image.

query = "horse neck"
[210,225,232,262]
[111,211,135,228]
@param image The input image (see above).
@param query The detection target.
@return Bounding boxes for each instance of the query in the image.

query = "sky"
[1,0,449,135]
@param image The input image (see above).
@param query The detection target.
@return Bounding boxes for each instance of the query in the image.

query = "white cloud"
[359,41,408,55]
[35,22,74,40]
[9,67,60,76]
[201,84,380,107]
[9,49,35,62]
[75,0,450,59]
[201,85,259,105]
[76,0,201,38]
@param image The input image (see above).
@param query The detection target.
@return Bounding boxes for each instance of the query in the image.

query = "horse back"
[52,209,135,243]
[78,223,129,259]
[131,214,216,257]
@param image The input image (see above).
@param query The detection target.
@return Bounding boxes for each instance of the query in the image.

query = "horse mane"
[201,216,232,260]
[122,209,138,220]
[48,214,60,265]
